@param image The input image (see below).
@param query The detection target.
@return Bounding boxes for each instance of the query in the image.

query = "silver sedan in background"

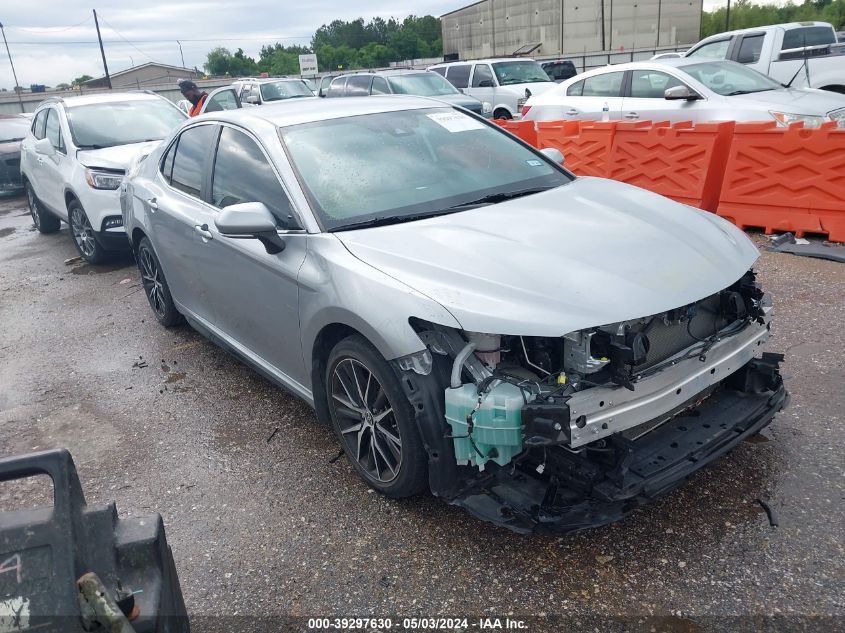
[522,58,845,126]
[120,97,786,532]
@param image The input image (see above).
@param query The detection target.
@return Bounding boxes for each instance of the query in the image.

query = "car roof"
[561,57,738,80]
[48,92,166,108]
[197,95,450,128]
[235,77,306,85]
[337,69,433,79]
[431,58,539,66]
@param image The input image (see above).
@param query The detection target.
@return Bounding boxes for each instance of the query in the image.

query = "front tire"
[136,237,183,327]
[26,182,60,234]
[68,200,107,263]
[494,108,513,120]
[326,335,428,498]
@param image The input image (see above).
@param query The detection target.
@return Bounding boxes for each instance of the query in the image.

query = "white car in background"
[20,92,186,263]
[231,77,315,106]
[429,58,555,120]
[521,58,845,126]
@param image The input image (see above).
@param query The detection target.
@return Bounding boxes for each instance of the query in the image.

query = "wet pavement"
[1,193,843,624]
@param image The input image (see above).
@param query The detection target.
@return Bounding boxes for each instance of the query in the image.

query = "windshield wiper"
[725,88,776,96]
[446,186,555,210]
[331,209,462,231]
[76,143,106,149]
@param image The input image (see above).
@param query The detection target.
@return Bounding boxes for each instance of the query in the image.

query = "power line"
[5,36,312,45]
[8,14,93,33]
[96,13,157,64]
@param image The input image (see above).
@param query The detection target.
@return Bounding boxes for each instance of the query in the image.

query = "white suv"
[21,92,185,263]
[429,59,555,120]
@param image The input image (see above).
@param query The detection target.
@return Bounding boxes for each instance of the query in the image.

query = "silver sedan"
[121,96,787,532]
[522,58,845,127]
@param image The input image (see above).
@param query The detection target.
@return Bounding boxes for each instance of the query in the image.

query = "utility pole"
[725,0,731,32]
[0,21,25,113]
[93,9,112,89]
[177,40,185,67]
[600,0,606,51]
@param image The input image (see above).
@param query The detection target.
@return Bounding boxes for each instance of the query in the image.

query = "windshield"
[682,61,781,95]
[387,73,460,96]
[0,117,30,143]
[492,61,551,86]
[260,80,313,101]
[67,100,185,149]
[280,108,572,230]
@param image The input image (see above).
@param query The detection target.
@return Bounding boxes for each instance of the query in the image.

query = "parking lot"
[1,190,844,625]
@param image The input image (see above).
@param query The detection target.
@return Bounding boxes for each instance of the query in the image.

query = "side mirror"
[478,79,494,88]
[664,85,701,101]
[214,202,286,254]
[540,147,565,165]
[34,138,56,156]
[245,95,260,105]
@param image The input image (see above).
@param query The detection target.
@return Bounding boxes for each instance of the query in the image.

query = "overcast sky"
[1,0,729,89]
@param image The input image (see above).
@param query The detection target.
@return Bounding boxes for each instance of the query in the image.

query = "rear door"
[21,109,48,200]
[567,70,626,120]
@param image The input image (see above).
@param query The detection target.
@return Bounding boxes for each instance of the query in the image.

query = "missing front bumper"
[445,354,788,534]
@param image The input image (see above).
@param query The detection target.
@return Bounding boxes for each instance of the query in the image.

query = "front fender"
[298,234,461,378]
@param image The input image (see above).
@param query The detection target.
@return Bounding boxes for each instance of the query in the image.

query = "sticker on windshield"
[427,111,485,132]
[526,159,543,167]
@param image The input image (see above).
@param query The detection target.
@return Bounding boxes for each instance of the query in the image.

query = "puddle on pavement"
[0,228,15,238]
[71,262,130,275]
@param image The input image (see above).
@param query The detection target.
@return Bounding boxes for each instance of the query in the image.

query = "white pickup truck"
[685,21,845,94]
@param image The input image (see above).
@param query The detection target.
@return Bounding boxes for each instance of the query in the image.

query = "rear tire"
[136,237,183,327]
[326,335,428,498]
[26,182,60,234]
[68,200,107,263]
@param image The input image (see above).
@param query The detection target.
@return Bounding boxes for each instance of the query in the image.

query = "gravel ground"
[1,194,843,628]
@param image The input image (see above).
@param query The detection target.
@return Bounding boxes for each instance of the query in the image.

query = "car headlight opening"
[85,168,124,190]
[769,111,826,128]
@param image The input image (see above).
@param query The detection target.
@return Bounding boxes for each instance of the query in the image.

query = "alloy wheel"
[330,358,403,483]
[138,246,166,319]
[27,187,40,230]
[70,207,96,257]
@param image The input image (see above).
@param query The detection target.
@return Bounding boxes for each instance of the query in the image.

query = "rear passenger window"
[782,26,835,49]
[371,76,390,94]
[446,65,471,89]
[33,110,48,140]
[160,140,176,183]
[737,35,764,64]
[170,125,215,198]
[567,80,584,96]
[582,72,624,97]
[327,77,347,97]
[346,76,372,96]
[430,67,446,77]
[212,127,295,229]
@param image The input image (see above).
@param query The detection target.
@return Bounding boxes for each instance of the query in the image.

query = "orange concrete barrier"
[492,119,537,147]
[536,121,617,177]
[608,120,735,212]
[716,121,845,241]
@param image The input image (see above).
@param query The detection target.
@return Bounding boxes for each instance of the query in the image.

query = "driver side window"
[204,89,240,113]
[211,126,297,229]
[471,64,494,87]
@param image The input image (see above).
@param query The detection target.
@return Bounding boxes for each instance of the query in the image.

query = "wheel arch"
[310,322,368,425]
[64,188,81,210]
[820,84,845,95]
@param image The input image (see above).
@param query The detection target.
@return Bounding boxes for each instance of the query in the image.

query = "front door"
[622,69,706,123]
[198,124,308,388]
[39,108,71,219]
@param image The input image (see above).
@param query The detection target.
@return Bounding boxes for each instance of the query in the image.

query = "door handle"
[625,112,639,119]
[194,224,213,241]
[566,109,579,116]
[36,157,44,165]
[147,197,158,211]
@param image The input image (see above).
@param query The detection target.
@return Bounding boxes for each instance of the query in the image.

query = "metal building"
[441,0,702,60]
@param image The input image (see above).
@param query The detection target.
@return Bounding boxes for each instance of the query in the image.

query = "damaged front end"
[399,270,789,533]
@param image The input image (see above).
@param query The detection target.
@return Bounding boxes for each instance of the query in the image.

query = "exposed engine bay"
[402,269,788,532]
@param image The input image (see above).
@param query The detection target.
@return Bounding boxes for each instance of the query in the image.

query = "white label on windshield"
[427,111,485,132]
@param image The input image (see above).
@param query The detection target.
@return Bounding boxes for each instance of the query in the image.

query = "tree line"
[701,0,844,39]
[204,15,442,76]
[202,2,845,78]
